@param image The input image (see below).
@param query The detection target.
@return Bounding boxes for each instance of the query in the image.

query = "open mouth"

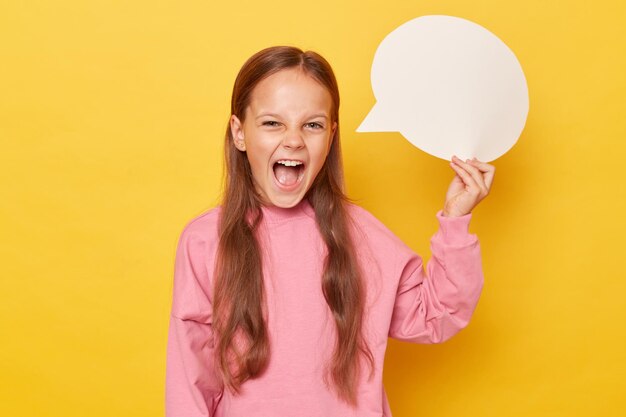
[273,159,305,188]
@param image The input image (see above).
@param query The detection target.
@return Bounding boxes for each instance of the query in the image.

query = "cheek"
[311,143,331,169]
[245,143,275,183]
[319,135,333,158]
[247,152,268,175]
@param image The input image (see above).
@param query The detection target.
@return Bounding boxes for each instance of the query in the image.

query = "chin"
[266,193,306,208]
[261,175,311,208]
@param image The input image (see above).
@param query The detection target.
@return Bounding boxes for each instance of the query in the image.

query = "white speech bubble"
[357,15,529,162]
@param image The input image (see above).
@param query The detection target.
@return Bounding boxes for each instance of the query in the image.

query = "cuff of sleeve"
[434,209,475,245]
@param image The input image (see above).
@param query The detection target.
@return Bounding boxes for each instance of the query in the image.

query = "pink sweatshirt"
[165,199,484,417]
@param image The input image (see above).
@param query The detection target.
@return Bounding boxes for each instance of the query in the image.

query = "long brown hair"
[213,45,374,405]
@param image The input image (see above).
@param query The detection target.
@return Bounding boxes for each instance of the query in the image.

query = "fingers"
[467,157,496,191]
[450,157,481,194]
[451,156,488,197]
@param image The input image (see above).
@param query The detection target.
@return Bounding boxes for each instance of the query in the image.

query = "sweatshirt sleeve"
[388,209,484,343]
[165,224,223,416]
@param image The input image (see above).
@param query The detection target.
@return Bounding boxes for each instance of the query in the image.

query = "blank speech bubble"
[357,15,529,162]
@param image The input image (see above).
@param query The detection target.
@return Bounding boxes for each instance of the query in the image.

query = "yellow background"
[1,1,625,416]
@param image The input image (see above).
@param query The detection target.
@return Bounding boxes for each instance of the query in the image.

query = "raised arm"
[388,210,484,343]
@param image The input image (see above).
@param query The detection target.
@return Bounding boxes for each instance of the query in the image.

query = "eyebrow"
[255,113,329,120]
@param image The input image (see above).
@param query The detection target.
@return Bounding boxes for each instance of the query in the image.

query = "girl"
[165,46,495,417]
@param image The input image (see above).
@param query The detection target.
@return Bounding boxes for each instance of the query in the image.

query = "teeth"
[276,160,303,167]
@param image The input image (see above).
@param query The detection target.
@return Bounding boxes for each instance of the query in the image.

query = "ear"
[230,114,246,152]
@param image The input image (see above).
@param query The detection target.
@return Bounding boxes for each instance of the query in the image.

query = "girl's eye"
[306,122,323,129]
[263,121,280,127]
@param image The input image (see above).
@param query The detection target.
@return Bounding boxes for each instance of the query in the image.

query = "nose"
[282,128,305,150]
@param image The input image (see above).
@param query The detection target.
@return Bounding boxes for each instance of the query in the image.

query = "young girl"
[165,46,495,417]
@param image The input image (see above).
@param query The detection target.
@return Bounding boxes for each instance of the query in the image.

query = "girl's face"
[230,67,337,208]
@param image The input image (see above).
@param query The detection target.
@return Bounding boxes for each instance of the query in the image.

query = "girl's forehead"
[247,68,333,117]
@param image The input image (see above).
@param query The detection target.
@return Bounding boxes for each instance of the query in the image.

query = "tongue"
[274,165,299,186]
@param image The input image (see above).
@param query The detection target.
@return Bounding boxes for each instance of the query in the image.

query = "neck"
[259,198,315,223]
